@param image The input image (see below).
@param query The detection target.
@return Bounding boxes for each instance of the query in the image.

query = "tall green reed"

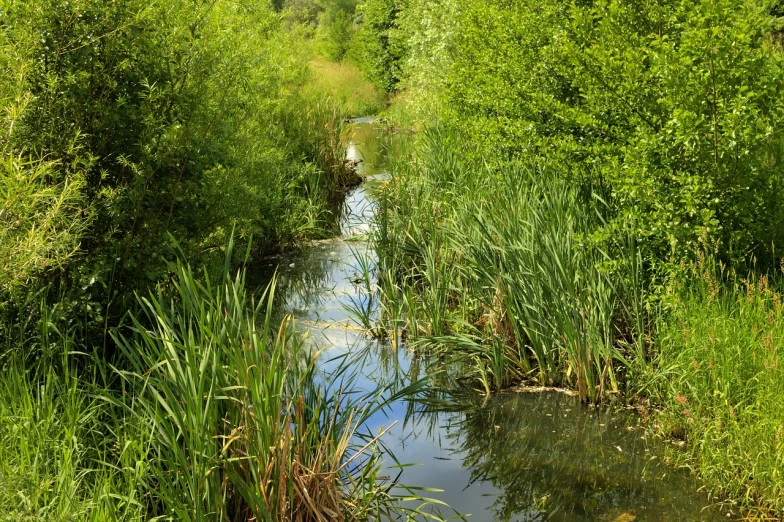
[463,171,619,400]
[371,128,637,401]
[1,240,446,520]
[109,246,435,520]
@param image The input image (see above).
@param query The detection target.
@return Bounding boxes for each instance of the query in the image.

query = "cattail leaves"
[107,253,436,520]
[372,128,632,401]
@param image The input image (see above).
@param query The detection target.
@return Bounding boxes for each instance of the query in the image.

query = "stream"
[257,119,726,521]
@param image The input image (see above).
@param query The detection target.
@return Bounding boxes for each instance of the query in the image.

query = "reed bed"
[364,123,784,514]
[0,246,437,521]
[368,128,643,401]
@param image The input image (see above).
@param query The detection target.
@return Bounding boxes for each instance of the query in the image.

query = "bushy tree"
[324,7,354,60]
[439,0,784,264]
[0,0,350,332]
[352,0,406,91]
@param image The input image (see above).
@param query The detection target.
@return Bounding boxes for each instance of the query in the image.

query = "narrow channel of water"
[256,120,726,521]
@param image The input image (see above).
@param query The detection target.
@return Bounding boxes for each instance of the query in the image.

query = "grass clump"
[642,260,784,515]
[0,247,436,521]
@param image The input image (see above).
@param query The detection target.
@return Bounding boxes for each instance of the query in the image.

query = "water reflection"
[437,392,724,521]
[345,118,402,178]
[341,120,399,237]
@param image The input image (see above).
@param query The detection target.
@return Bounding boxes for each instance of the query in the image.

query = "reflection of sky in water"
[340,175,387,237]
[251,122,727,521]
[341,120,397,237]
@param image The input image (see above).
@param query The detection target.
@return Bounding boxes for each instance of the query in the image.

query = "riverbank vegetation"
[0,255,416,520]
[0,0,416,520]
[349,0,784,516]
[6,0,784,517]
[1,0,366,334]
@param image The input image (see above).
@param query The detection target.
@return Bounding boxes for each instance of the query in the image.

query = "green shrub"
[0,136,86,298]
[351,0,405,92]
[0,0,357,333]
[388,0,784,265]
[322,5,355,60]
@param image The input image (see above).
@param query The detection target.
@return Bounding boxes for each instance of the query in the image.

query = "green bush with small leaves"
[0,0,357,332]
[373,0,784,265]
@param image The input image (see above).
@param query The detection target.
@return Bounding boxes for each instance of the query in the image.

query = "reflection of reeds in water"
[430,392,718,522]
[348,121,406,178]
[342,245,380,333]
[247,241,353,323]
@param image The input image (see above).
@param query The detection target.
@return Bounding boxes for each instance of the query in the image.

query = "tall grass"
[463,173,620,399]
[641,258,784,516]
[305,58,386,118]
[365,114,784,515]
[0,246,441,520]
[0,337,146,520]
[370,129,637,400]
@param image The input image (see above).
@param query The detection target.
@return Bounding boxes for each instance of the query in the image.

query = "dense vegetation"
[0,0,368,333]
[6,0,784,518]
[0,254,424,520]
[349,0,784,516]
[0,0,416,520]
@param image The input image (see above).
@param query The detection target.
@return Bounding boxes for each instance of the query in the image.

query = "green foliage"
[304,57,386,116]
[646,263,784,516]
[439,0,784,264]
[0,147,86,299]
[0,0,360,333]
[371,130,638,400]
[284,0,358,27]
[352,0,406,92]
[284,0,359,62]
[0,40,88,300]
[365,0,784,512]
[0,355,146,521]
[324,7,354,60]
[0,250,434,520]
[391,0,458,122]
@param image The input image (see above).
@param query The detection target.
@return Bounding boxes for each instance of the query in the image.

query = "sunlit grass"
[0,244,445,521]
[305,57,386,117]
[642,260,784,516]
[367,116,784,512]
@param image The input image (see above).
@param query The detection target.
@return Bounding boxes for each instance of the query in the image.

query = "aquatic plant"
[369,128,634,401]
[0,242,443,520]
